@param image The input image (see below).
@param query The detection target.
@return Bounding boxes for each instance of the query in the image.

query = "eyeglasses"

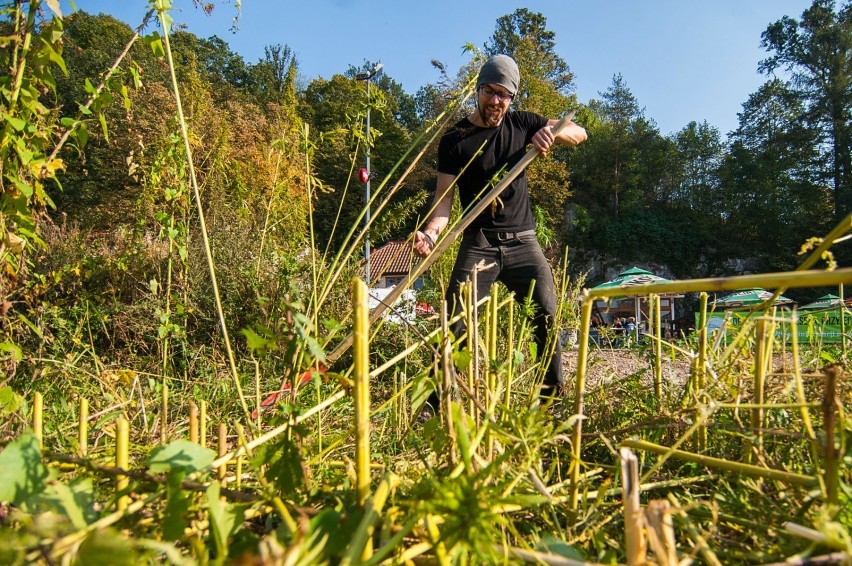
[479,84,514,102]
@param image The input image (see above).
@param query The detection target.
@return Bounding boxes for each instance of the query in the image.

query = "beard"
[477,100,506,127]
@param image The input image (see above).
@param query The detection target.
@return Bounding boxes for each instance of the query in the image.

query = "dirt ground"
[561,347,693,390]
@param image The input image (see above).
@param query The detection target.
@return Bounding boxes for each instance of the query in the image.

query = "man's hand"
[532,121,588,154]
[413,230,436,257]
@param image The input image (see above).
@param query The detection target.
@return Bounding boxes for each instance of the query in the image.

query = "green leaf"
[4,114,27,131]
[206,483,244,559]
[98,112,109,143]
[0,340,23,362]
[38,477,94,529]
[0,431,49,506]
[146,34,165,58]
[148,439,215,474]
[76,527,137,566]
[162,470,190,541]
[0,385,23,417]
[120,85,131,111]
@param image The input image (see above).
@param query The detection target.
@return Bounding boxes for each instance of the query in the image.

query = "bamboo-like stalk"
[505,301,515,407]
[653,294,662,402]
[487,290,498,460]
[33,391,43,450]
[644,500,678,566]
[822,364,840,505]
[568,294,595,514]
[464,282,476,419]
[189,401,199,444]
[116,417,129,511]
[667,494,722,566]
[78,397,88,457]
[840,283,847,359]
[156,7,254,433]
[697,292,708,451]
[622,439,818,487]
[340,473,400,566]
[353,279,372,513]
[746,318,769,464]
[588,268,852,301]
[620,447,646,565]
[218,423,227,485]
[199,400,207,448]
[441,300,457,467]
[160,379,168,444]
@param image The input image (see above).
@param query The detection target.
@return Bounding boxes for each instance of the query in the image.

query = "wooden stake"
[79,397,89,457]
[620,447,646,565]
[747,318,769,463]
[33,391,43,450]
[116,417,129,511]
[653,294,662,403]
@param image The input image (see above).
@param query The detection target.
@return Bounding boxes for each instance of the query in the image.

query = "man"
[413,54,587,401]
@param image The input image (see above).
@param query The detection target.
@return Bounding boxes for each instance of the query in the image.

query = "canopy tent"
[712,288,794,310]
[591,267,682,331]
[799,294,843,311]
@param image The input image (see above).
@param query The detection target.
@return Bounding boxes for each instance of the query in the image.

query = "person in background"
[413,54,588,402]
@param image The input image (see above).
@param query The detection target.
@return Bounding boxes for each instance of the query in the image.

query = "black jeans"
[445,230,562,395]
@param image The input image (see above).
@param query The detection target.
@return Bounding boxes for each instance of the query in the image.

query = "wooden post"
[116,417,130,511]
[653,294,662,403]
[79,397,89,457]
[620,447,646,565]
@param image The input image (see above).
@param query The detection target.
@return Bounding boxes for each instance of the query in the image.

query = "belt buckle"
[497,231,510,241]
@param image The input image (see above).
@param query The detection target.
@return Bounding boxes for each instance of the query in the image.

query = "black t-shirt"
[438,110,548,232]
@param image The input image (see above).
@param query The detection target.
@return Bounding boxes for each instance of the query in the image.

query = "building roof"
[369,240,424,277]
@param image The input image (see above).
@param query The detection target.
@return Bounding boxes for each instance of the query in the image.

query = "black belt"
[474,228,536,242]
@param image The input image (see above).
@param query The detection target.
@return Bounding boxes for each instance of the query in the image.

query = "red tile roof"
[369,240,423,277]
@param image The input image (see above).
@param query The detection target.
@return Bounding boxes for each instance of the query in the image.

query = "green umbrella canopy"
[712,288,794,309]
[592,267,671,291]
[799,294,843,311]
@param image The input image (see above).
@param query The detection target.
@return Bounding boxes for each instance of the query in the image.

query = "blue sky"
[62,0,814,137]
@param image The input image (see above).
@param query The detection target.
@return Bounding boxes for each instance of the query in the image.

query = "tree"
[671,121,725,212]
[721,79,831,269]
[759,0,852,223]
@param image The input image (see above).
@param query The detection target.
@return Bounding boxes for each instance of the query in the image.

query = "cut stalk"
[189,401,199,444]
[353,279,372,512]
[78,397,89,458]
[620,447,646,565]
[653,294,662,402]
[622,439,818,487]
[568,294,594,514]
[160,378,168,444]
[822,364,840,505]
[116,417,129,511]
[697,292,708,451]
[33,391,43,450]
[746,318,769,463]
[218,423,227,485]
[199,400,207,448]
